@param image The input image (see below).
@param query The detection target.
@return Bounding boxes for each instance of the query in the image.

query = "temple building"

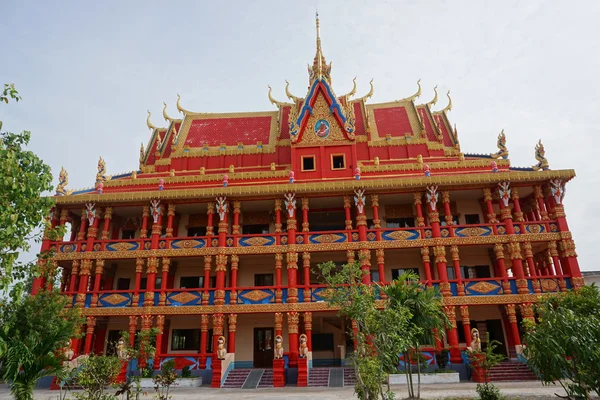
[36,16,583,388]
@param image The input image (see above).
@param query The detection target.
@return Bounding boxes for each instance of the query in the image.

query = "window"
[312,333,334,351]
[302,156,316,171]
[140,277,162,290]
[391,268,419,280]
[440,215,459,226]
[187,226,206,237]
[331,154,345,170]
[116,278,130,290]
[242,224,270,234]
[206,329,214,353]
[370,270,380,282]
[255,274,274,287]
[447,267,456,280]
[386,217,415,228]
[179,276,202,289]
[171,329,200,351]
[465,214,481,225]
[461,265,491,279]
[309,210,346,231]
[122,229,136,239]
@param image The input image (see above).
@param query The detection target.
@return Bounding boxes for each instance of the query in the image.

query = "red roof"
[373,106,413,138]
[185,116,273,147]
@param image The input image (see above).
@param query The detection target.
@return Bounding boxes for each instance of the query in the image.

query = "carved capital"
[433,246,446,264]
[212,314,224,336]
[207,202,215,215]
[346,250,356,263]
[94,259,105,275]
[142,205,150,218]
[204,255,212,271]
[459,305,470,323]
[275,312,283,331]
[167,203,176,217]
[129,315,139,329]
[442,191,451,204]
[301,197,309,211]
[421,247,431,263]
[275,253,283,268]
[494,243,505,259]
[200,314,209,331]
[413,192,423,205]
[80,259,92,276]
[228,314,237,332]
[370,194,379,207]
[444,306,457,328]
[483,187,493,202]
[343,196,352,209]
[146,257,159,274]
[161,257,170,273]
[287,311,300,334]
[450,245,460,261]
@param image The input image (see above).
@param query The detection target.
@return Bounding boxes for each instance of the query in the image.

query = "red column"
[90,259,105,307]
[212,314,224,358]
[229,255,239,305]
[533,185,550,221]
[154,315,165,369]
[434,246,450,296]
[101,206,113,242]
[68,260,80,294]
[132,258,144,307]
[76,260,92,307]
[165,204,176,239]
[83,316,96,355]
[494,244,511,293]
[285,192,299,303]
[520,303,535,324]
[376,249,385,283]
[425,186,450,296]
[206,202,215,243]
[304,312,313,352]
[200,315,209,367]
[275,254,283,303]
[414,192,426,235]
[203,256,212,305]
[215,197,229,305]
[511,188,525,233]
[128,316,138,347]
[232,201,241,235]
[85,204,101,252]
[442,191,455,235]
[228,314,237,353]
[140,205,149,239]
[421,247,433,287]
[354,189,370,283]
[482,188,499,234]
[371,194,381,240]
[70,326,82,358]
[275,312,283,337]
[343,196,353,231]
[76,210,88,241]
[274,199,282,244]
[444,306,462,363]
[158,258,170,306]
[523,242,541,293]
[302,252,311,302]
[450,246,464,295]
[301,198,309,243]
[460,306,472,347]
[505,304,522,350]
[288,311,299,368]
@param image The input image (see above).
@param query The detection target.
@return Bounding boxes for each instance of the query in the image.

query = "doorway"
[253,328,274,368]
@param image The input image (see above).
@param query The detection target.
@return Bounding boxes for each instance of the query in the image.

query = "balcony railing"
[65,276,572,309]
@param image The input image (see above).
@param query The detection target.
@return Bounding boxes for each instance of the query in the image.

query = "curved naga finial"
[139,143,145,164]
[426,85,438,107]
[162,102,173,122]
[176,93,190,114]
[532,139,549,171]
[267,85,284,107]
[285,80,301,103]
[357,79,374,102]
[440,90,452,113]
[491,129,509,160]
[342,77,358,99]
[400,79,422,102]
[55,167,69,196]
[146,110,157,131]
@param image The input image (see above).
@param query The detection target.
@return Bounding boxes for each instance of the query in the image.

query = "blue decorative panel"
[525,224,545,234]
[106,241,139,252]
[85,294,92,308]
[311,287,332,302]
[167,291,202,306]
[171,239,205,249]
[366,231,377,242]
[509,280,518,294]
[450,282,458,296]
[238,236,276,247]
[381,229,420,241]
[465,280,503,296]
[237,289,275,304]
[454,226,492,238]
[59,243,77,253]
[309,233,348,244]
[138,293,145,306]
[99,292,132,307]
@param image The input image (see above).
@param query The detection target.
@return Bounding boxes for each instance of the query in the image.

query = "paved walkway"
[0,381,576,399]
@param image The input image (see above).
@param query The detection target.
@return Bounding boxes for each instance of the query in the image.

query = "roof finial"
[427,85,438,107]
[147,110,157,130]
[308,11,331,84]
[163,102,173,122]
[358,79,375,102]
[399,79,422,102]
[267,85,284,107]
[176,94,190,114]
[440,90,452,112]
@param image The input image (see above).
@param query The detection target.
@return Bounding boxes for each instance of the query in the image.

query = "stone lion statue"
[274,335,284,359]
[299,334,308,358]
[217,336,227,360]
[469,328,482,352]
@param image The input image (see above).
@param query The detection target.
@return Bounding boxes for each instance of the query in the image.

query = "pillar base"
[211,358,222,388]
[273,358,286,387]
[297,357,308,387]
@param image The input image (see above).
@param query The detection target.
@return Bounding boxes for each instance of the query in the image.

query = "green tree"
[0,289,83,400]
[522,285,600,400]
[0,83,59,295]
[318,260,446,400]
[74,354,121,400]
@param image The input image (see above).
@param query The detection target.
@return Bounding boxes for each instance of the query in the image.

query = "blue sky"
[1,0,599,270]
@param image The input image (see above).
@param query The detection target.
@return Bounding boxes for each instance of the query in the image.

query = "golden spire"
[440,90,452,112]
[146,110,157,130]
[176,94,190,114]
[426,85,438,107]
[308,12,331,84]
[398,79,422,102]
[163,102,173,122]
[358,79,374,102]
[285,80,301,103]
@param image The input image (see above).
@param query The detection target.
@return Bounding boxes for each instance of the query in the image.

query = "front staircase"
[308,367,330,387]
[343,368,357,387]
[488,361,538,382]
[258,369,273,388]
[222,369,251,388]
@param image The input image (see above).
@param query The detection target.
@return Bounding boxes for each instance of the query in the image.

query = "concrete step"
[222,369,251,389]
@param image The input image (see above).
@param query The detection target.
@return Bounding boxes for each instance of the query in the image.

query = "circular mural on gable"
[314,119,330,139]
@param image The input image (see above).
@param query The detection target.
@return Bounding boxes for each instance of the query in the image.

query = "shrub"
[436,349,449,370]
[476,382,501,400]
[153,359,177,400]
[181,365,192,378]
[74,354,121,400]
